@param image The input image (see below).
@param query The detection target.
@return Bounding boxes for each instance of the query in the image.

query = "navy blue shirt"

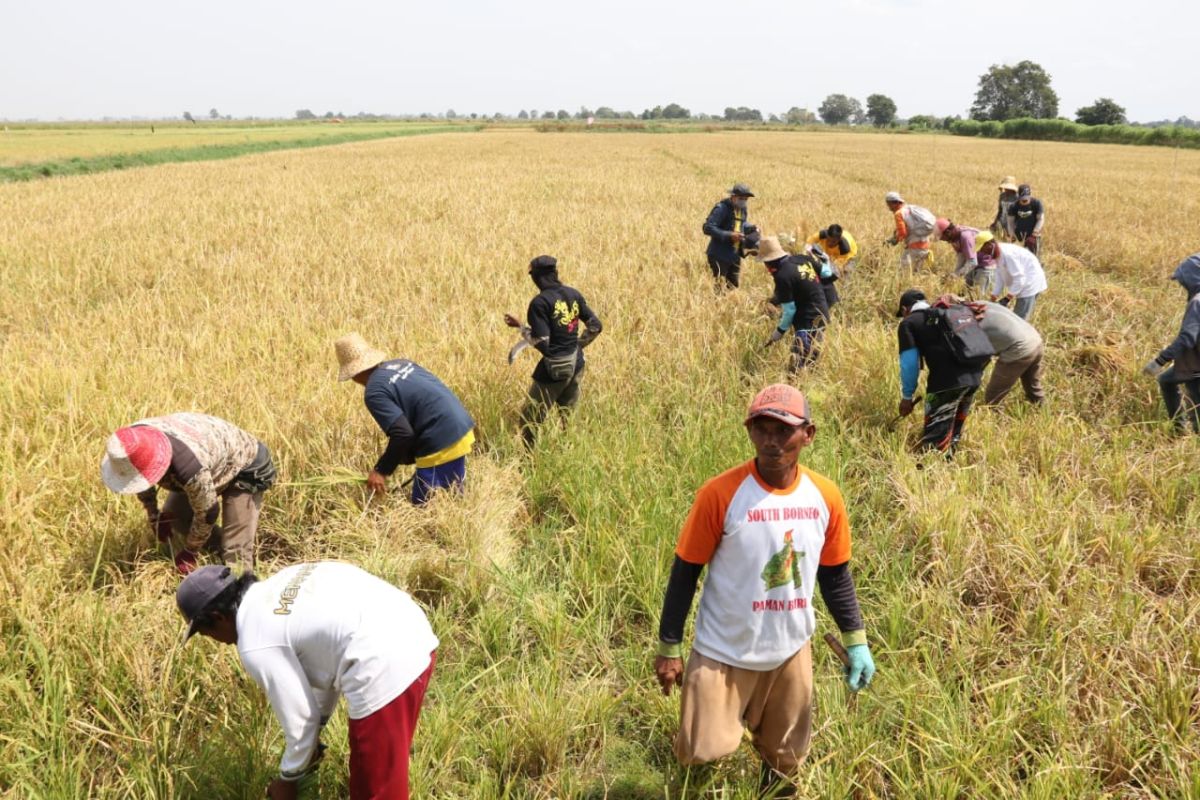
[364,360,474,457]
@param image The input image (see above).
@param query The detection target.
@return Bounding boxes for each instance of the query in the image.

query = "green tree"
[661,103,690,119]
[517,110,529,119]
[594,106,617,119]
[446,109,457,119]
[294,109,316,120]
[556,109,570,120]
[1076,97,1126,125]
[866,94,897,127]
[818,94,858,125]
[785,106,816,125]
[970,61,1059,121]
[906,114,937,129]
[208,108,220,120]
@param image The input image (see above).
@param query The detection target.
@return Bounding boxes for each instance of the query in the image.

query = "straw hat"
[335,332,388,382]
[756,235,788,263]
[998,176,1018,192]
[101,425,171,494]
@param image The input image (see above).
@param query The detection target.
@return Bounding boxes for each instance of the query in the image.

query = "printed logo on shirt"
[553,299,580,331]
[386,362,416,383]
[760,530,803,591]
[274,563,318,615]
[746,506,820,523]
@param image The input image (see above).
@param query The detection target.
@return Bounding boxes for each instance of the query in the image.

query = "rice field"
[0,120,465,167]
[0,129,1197,798]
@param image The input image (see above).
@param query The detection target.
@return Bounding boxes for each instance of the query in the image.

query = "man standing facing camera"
[654,384,875,797]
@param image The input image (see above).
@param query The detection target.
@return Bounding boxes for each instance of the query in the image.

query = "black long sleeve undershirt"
[816,561,863,634]
[658,557,864,646]
[658,556,704,645]
[374,418,416,475]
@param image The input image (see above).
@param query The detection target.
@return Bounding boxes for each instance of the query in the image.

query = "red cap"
[745,384,811,427]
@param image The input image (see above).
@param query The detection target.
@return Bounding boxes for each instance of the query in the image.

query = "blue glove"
[845,643,875,691]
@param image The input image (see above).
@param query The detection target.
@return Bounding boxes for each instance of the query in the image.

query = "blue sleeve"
[702,203,731,240]
[899,348,920,399]
[777,301,796,332]
[1160,298,1200,363]
[364,386,404,433]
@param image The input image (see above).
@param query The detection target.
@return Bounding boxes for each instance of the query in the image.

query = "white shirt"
[236,562,438,777]
[993,242,1048,299]
[675,461,851,671]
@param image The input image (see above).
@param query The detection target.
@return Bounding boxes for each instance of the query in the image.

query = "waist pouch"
[232,442,276,493]
[544,351,579,382]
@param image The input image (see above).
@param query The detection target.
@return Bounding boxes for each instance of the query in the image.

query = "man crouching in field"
[177,562,438,799]
[654,384,875,797]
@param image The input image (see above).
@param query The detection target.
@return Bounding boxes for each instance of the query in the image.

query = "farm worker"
[896,290,988,455]
[806,243,840,310]
[1006,184,1046,255]
[966,298,1046,406]
[990,176,1020,239]
[335,333,475,505]
[757,236,830,372]
[176,561,437,800]
[936,219,993,293]
[806,224,859,278]
[884,191,936,271]
[703,183,756,289]
[100,413,275,575]
[978,240,1048,321]
[504,255,603,446]
[1142,253,1200,433]
[653,383,874,796]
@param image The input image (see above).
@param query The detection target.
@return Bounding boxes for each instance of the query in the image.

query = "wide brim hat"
[756,236,788,263]
[101,425,171,494]
[998,176,1018,192]
[335,332,388,382]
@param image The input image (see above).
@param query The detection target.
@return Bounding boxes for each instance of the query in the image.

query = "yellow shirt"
[414,429,475,468]
[806,231,859,266]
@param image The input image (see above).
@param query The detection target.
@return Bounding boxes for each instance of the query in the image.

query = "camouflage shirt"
[134,413,260,550]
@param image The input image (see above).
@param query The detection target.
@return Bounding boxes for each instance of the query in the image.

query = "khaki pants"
[984,345,1045,405]
[163,488,261,572]
[900,247,930,271]
[673,644,813,774]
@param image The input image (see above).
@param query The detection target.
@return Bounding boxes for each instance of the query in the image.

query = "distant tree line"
[267,64,1184,138]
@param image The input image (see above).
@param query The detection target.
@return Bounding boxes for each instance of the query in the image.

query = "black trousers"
[708,256,741,289]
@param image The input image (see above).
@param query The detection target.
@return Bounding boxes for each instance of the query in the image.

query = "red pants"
[348,653,436,800]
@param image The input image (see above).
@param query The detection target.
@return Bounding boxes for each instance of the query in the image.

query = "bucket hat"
[756,236,788,263]
[101,425,171,494]
[998,176,1018,192]
[335,333,388,382]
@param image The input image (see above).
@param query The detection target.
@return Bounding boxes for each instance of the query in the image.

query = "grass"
[0,130,1197,798]
[0,122,481,180]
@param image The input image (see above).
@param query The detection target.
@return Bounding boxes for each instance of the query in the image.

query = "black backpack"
[927,304,994,367]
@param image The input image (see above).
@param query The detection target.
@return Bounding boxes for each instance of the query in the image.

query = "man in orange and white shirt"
[654,384,875,795]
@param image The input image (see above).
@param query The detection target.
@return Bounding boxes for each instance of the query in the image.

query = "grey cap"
[729,182,755,197]
[885,191,904,204]
[176,564,236,640]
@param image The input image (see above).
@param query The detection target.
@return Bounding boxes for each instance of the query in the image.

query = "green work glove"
[845,643,875,692]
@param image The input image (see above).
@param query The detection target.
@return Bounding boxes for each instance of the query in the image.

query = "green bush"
[950,117,1200,149]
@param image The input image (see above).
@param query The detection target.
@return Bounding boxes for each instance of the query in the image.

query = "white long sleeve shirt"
[235,562,438,778]
[992,242,1048,299]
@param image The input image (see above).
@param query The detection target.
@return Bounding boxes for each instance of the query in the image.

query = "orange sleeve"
[894,208,908,240]
[807,469,852,566]
[675,465,746,564]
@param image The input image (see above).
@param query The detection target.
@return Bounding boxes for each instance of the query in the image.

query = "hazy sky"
[2,0,1196,122]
